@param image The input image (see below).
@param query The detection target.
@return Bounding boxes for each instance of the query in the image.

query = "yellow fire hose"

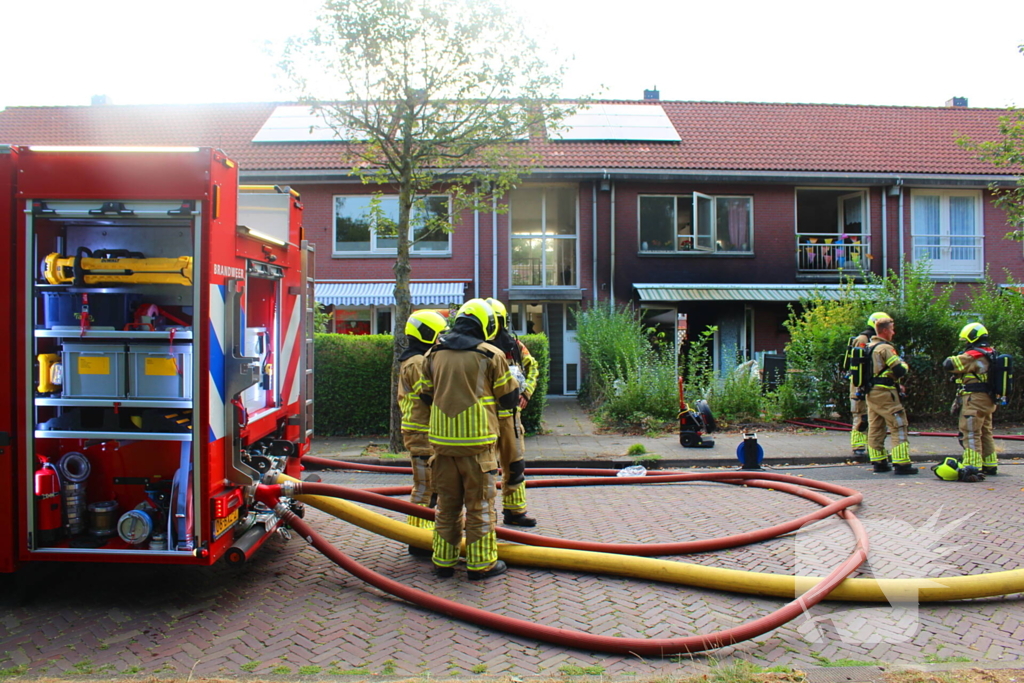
[280,474,1024,603]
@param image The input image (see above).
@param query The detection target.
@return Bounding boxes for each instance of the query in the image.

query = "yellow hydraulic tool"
[43,249,193,286]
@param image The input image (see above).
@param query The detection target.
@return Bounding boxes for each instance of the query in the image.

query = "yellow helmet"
[931,457,961,482]
[485,298,507,330]
[867,311,891,328]
[959,322,988,345]
[405,310,447,344]
[456,298,497,340]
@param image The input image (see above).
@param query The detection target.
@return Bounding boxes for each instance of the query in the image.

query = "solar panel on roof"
[252,105,351,143]
[550,104,681,142]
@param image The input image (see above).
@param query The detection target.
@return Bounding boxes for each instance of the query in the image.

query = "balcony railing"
[796,233,871,273]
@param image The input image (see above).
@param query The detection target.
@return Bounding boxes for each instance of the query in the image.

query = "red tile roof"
[0,100,1014,176]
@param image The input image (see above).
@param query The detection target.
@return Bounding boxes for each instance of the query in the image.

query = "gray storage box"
[62,343,127,398]
[128,344,193,400]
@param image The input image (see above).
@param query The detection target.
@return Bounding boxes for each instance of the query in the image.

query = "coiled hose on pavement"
[258,469,868,656]
[257,459,1024,655]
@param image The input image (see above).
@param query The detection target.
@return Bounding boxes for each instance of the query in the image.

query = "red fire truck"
[0,145,314,572]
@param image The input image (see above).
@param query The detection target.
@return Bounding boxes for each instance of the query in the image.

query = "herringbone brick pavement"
[1,465,1022,678]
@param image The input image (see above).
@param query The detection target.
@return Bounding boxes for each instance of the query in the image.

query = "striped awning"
[634,283,872,302]
[316,281,466,307]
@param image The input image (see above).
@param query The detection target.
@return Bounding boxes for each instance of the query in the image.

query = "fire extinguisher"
[34,455,63,545]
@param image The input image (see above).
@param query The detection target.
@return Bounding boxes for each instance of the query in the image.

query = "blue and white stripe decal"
[282,294,302,406]
[208,284,226,442]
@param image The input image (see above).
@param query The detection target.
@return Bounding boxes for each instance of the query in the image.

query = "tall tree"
[959,43,1024,239]
[283,0,581,451]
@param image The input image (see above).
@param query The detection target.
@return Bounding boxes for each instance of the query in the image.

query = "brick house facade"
[1,99,1018,394]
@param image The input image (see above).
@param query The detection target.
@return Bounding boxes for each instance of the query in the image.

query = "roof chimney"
[91,94,113,106]
[643,87,660,101]
[945,96,968,108]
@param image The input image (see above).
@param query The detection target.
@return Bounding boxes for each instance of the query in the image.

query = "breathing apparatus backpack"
[986,352,1014,404]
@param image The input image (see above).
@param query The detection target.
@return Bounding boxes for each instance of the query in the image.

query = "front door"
[563,305,579,395]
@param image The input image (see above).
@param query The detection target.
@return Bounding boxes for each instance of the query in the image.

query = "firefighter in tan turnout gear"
[943,322,1000,477]
[419,299,520,580]
[485,298,540,527]
[398,309,448,556]
[847,312,889,460]
[865,314,918,475]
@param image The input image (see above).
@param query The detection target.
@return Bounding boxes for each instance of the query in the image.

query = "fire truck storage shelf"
[1,146,313,572]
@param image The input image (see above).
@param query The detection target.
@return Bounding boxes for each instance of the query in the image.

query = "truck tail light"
[212,488,243,519]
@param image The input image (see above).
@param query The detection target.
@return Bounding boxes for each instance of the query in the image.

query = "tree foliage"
[958,43,1024,238]
[282,0,580,449]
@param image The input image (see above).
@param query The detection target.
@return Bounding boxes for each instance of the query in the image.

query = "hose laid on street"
[784,418,1024,440]
[285,463,1024,602]
[260,470,868,656]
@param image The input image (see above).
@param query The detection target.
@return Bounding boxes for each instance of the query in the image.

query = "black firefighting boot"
[982,466,998,477]
[467,560,508,581]
[503,510,537,527]
[893,463,919,475]
[433,564,455,578]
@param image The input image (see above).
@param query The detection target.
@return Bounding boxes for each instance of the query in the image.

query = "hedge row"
[313,333,550,437]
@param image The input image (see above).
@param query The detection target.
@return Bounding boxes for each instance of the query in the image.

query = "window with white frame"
[911,190,983,276]
[333,195,451,255]
[510,186,577,287]
[638,194,752,253]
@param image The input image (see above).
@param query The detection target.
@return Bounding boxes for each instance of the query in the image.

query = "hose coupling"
[279,480,297,496]
[274,500,292,518]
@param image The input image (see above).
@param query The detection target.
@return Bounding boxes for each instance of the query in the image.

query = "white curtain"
[949,196,976,261]
[914,195,941,260]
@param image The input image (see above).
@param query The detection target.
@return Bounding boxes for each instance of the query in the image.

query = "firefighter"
[865,314,918,474]
[399,309,448,556]
[848,312,889,460]
[485,298,540,527]
[943,322,999,477]
[419,299,520,580]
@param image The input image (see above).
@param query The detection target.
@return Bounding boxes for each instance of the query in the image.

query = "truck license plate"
[213,509,239,538]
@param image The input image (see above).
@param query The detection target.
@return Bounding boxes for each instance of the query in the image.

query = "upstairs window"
[333,195,451,255]
[911,190,982,277]
[510,186,578,287]
[638,194,752,253]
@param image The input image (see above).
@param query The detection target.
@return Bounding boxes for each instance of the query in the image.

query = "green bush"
[577,306,679,431]
[314,333,393,435]
[576,305,660,406]
[519,333,549,434]
[782,261,1024,422]
[314,332,550,437]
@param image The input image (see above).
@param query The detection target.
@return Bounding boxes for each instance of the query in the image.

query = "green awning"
[634,283,871,302]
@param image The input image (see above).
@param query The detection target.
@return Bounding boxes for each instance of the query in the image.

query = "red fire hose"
[784,418,1024,440]
[258,468,868,656]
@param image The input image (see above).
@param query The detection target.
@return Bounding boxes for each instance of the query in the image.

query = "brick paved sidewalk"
[2,397,1022,679]
[3,466,1021,678]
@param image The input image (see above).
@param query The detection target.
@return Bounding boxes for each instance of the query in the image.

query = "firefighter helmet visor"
[867,312,891,328]
[485,298,508,330]
[959,322,989,345]
[405,310,447,344]
[456,299,498,340]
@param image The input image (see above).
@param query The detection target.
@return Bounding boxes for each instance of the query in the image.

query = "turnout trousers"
[958,392,997,468]
[431,449,500,572]
[866,386,911,465]
[497,413,527,513]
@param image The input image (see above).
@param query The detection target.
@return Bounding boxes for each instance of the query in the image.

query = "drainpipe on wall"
[881,189,887,277]
[473,192,480,299]
[897,181,905,301]
[492,195,498,299]
[609,181,616,311]
[592,182,598,305]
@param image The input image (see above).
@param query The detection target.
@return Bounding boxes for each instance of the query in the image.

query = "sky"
[1,0,1021,111]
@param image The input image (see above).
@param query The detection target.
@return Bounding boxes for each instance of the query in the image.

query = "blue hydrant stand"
[737,433,764,470]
